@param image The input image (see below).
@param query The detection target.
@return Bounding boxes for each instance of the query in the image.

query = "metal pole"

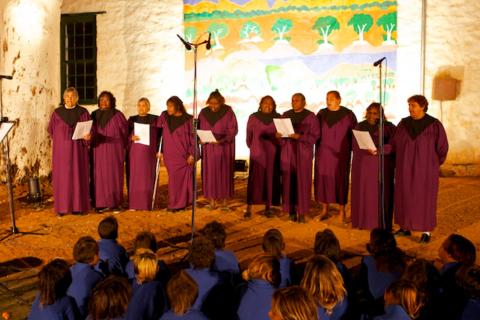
[378,64,386,229]
[191,46,199,243]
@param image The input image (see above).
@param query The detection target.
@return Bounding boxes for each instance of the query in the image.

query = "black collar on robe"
[402,114,435,140]
[357,120,378,136]
[55,105,86,127]
[319,106,351,128]
[252,111,280,125]
[129,114,157,125]
[202,105,229,127]
[283,108,311,126]
[166,113,192,133]
[92,108,116,129]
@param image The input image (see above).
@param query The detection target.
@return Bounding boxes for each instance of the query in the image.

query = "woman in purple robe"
[127,97,160,211]
[91,91,129,212]
[156,96,195,211]
[314,90,357,223]
[351,103,396,230]
[198,90,238,211]
[245,95,281,218]
[48,87,91,216]
[277,93,320,223]
[391,95,448,243]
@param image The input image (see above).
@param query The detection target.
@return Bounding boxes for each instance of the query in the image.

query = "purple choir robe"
[67,262,103,318]
[351,121,396,230]
[280,109,320,215]
[237,279,276,320]
[315,107,357,205]
[28,294,80,320]
[48,106,91,214]
[391,115,448,231]
[246,113,281,206]
[198,105,238,200]
[127,114,160,210]
[156,111,195,209]
[91,109,128,208]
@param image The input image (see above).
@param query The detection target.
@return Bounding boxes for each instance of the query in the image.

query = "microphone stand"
[177,34,210,243]
[374,59,386,230]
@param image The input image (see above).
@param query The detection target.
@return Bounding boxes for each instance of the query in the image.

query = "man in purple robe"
[245,95,281,218]
[314,90,357,222]
[48,87,91,216]
[91,91,128,212]
[127,97,160,211]
[351,103,396,230]
[391,95,448,243]
[156,96,195,211]
[198,90,238,211]
[278,93,320,223]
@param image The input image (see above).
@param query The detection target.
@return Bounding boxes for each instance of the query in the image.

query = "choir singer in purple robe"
[245,95,281,219]
[277,93,320,223]
[351,103,396,230]
[127,97,160,211]
[198,90,238,211]
[156,96,195,212]
[391,95,448,243]
[91,91,129,213]
[314,90,357,223]
[48,87,91,216]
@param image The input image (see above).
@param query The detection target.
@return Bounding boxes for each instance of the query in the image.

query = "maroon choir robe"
[314,107,357,205]
[48,105,91,214]
[280,109,320,215]
[351,121,396,230]
[246,112,281,206]
[156,111,195,209]
[127,114,160,210]
[391,114,448,231]
[91,109,129,208]
[199,105,238,200]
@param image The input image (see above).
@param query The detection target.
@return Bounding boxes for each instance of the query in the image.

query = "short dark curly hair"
[201,221,226,249]
[98,91,117,108]
[73,236,99,264]
[188,236,215,269]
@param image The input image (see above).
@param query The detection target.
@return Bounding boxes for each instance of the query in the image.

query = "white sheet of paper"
[273,118,295,137]
[72,120,93,140]
[197,130,217,143]
[0,122,14,142]
[134,122,150,146]
[353,130,377,150]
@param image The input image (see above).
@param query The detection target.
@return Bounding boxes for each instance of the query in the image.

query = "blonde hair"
[271,286,318,320]
[167,270,198,315]
[138,97,151,109]
[242,253,280,287]
[132,248,158,284]
[385,280,423,319]
[63,87,79,98]
[300,255,346,314]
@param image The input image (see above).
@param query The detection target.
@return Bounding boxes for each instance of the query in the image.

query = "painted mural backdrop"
[183,0,397,157]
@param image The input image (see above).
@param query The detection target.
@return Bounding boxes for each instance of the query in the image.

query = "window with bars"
[60,13,97,104]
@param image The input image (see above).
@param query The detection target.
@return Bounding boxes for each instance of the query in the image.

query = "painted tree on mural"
[377,12,397,44]
[207,22,229,50]
[239,21,262,42]
[184,26,197,43]
[313,16,340,46]
[348,13,373,43]
[271,18,293,42]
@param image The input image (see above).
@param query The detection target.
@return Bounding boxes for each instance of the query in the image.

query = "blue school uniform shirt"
[279,255,293,288]
[374,304,411,320]
[317,297,348,320]
[67,262,103,318]
[237,279,276,320]
[213,249,240,274]
[160,310,209,320]
[28,294,80,320]
[185,267,221,310]
[362,255,400,299]
[97,238,129,276]
[461,298,480,320]
[125,280,166,320]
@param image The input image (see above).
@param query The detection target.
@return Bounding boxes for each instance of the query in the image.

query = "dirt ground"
[0,169,479,319]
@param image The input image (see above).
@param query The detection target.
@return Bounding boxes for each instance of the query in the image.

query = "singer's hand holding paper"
[134,123,150,146]
[273,118,295,138]
[72,120,93,140]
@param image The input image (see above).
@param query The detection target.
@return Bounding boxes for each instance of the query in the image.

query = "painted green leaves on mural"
[313,16,340,45]
[207,22,229,49]
[377,11,396,43]
[240,21,261,39]
[348,13,373,42]
[184,26,198,43]
[271,18,293,42]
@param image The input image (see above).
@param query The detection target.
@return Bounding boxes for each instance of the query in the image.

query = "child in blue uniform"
[201,221,240,275]
[87,276,131,320]
[375,280,422,320]
[262,229,293,288]
[269,286,318,320]
[97,216,129,276]
[459,265,480,320]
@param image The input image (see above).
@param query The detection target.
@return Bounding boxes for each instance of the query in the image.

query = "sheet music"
[0,122,14,142]
[197,130,217,143]
[134,122,150,146]
[353,130,377,150]
[72,120,93,140]
[273,118,295,137]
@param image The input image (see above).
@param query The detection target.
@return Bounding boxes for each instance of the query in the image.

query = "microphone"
[373,57,386,67]
[176,34,192,51]
[206,32,211,50]
[0,75,13,80]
